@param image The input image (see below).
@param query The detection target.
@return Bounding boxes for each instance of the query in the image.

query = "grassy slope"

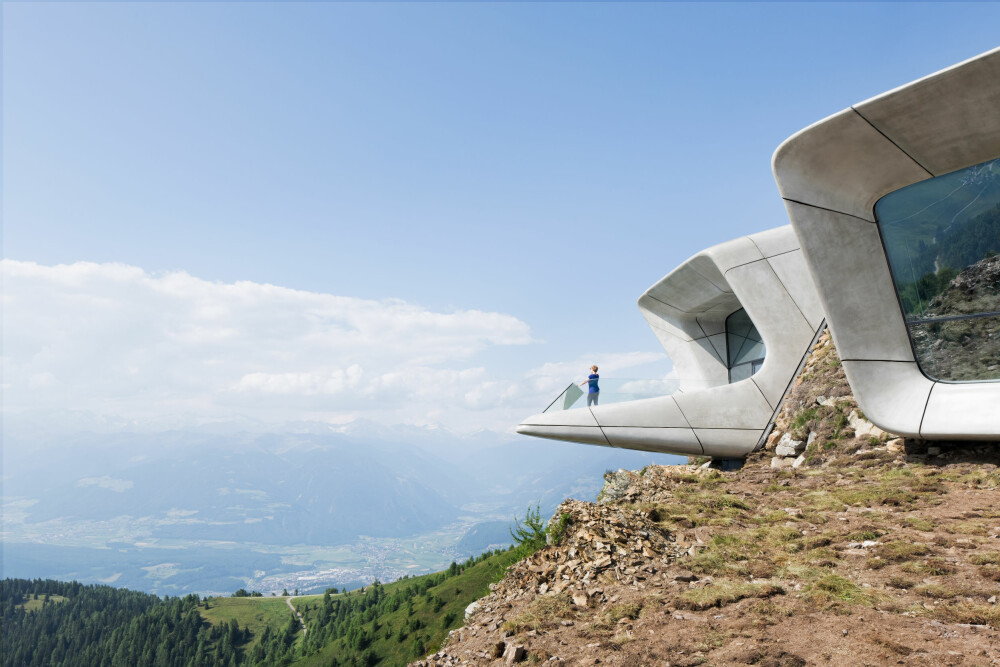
[195,548,525,666]
[16,594,68,612]
[201,596,299,651]
[291,548,524,667]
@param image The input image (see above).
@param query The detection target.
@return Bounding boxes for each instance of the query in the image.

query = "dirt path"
[285,596,307,635]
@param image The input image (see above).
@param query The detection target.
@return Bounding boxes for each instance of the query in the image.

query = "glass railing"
[541,377,686,413]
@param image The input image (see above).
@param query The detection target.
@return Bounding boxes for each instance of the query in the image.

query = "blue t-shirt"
[587,374,599,393]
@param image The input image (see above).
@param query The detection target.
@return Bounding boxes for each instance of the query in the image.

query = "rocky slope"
[413,330,1000,666]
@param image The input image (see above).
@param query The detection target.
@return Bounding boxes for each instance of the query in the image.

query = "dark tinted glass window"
[874,157,1000,381]
[726,308,765,383]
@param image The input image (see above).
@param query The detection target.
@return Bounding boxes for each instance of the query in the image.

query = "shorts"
[587,392,599,407]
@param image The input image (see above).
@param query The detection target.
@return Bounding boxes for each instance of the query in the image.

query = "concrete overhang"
[518,226,824,458]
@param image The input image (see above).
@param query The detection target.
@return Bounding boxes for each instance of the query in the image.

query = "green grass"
[806,574,876,606]
[201,596,297,651]
[677,581,783,611]
[17,594,68,612]
[833,484,917,507]
[901,558,955,576]
[874,541,931,563]
[503,592,576,633]
[971,552,1000,566]
[905,516,935,532]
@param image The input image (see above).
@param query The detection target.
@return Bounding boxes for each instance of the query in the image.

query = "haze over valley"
[2,426,676,595]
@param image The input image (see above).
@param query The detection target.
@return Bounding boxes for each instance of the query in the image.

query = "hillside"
[1,547,528,666]
[288,548,527,666]
[419,331,1000,665]
[1,580,237,667]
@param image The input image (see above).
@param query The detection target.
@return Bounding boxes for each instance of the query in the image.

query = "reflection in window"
[726,308,765,383]
[875,157,1000,381]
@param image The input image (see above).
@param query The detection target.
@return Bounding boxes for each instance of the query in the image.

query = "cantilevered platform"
[518,225,824,458]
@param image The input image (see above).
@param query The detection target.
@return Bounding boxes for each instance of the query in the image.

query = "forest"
[2,535,538,666]
[1,579,245,667]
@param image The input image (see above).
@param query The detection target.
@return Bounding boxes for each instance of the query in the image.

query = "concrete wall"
[773,47,1000,439]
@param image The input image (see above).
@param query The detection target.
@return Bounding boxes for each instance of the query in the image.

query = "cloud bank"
[2,260,669,436]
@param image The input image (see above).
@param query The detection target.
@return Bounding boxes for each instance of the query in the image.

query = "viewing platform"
[541,377,689,413]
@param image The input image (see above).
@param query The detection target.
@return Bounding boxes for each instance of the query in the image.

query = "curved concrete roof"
[773,46,1000,439]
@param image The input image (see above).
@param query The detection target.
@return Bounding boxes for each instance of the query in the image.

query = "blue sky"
[4,2,1000,436]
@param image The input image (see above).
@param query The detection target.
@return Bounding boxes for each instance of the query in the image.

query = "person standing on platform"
[580,365,600,406]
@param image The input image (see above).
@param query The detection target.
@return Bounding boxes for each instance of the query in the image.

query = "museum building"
[518,47,1000,458]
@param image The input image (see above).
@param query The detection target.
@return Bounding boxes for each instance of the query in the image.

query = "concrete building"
[519,46,1000,457]
[517,226,825,458]
[773,46,1000,440]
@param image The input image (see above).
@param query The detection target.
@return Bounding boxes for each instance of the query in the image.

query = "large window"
[726,308,765,383]
[875,157,1000,382]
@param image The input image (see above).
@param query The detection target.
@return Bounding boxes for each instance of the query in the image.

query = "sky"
[4,2,1000,438]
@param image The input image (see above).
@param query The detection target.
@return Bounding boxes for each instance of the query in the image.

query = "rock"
[504,645,527,664]
[775,433,806,457]
[792,454,807,469]
[817,395,845,407]
[846,540,879,549]
[848,410,885,441]
[807,432,818,447]
[492,642,506,659]
[774,443,802,457]
[598,469,635,504]
[464,600,481,620]
[886,438,905,453]
[928,446,942,456]
[766,430,783,449]
[771,456,792,469]
[572,593,589,607]
[989,596,997,604]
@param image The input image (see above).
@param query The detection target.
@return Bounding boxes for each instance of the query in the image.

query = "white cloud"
[2,260,672,436]
[76,476,134,492]
[2,260,536,429]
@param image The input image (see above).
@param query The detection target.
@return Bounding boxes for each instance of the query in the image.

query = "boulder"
[775,433,805,457]
[504,645,527,664]
[848,410,885,441]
